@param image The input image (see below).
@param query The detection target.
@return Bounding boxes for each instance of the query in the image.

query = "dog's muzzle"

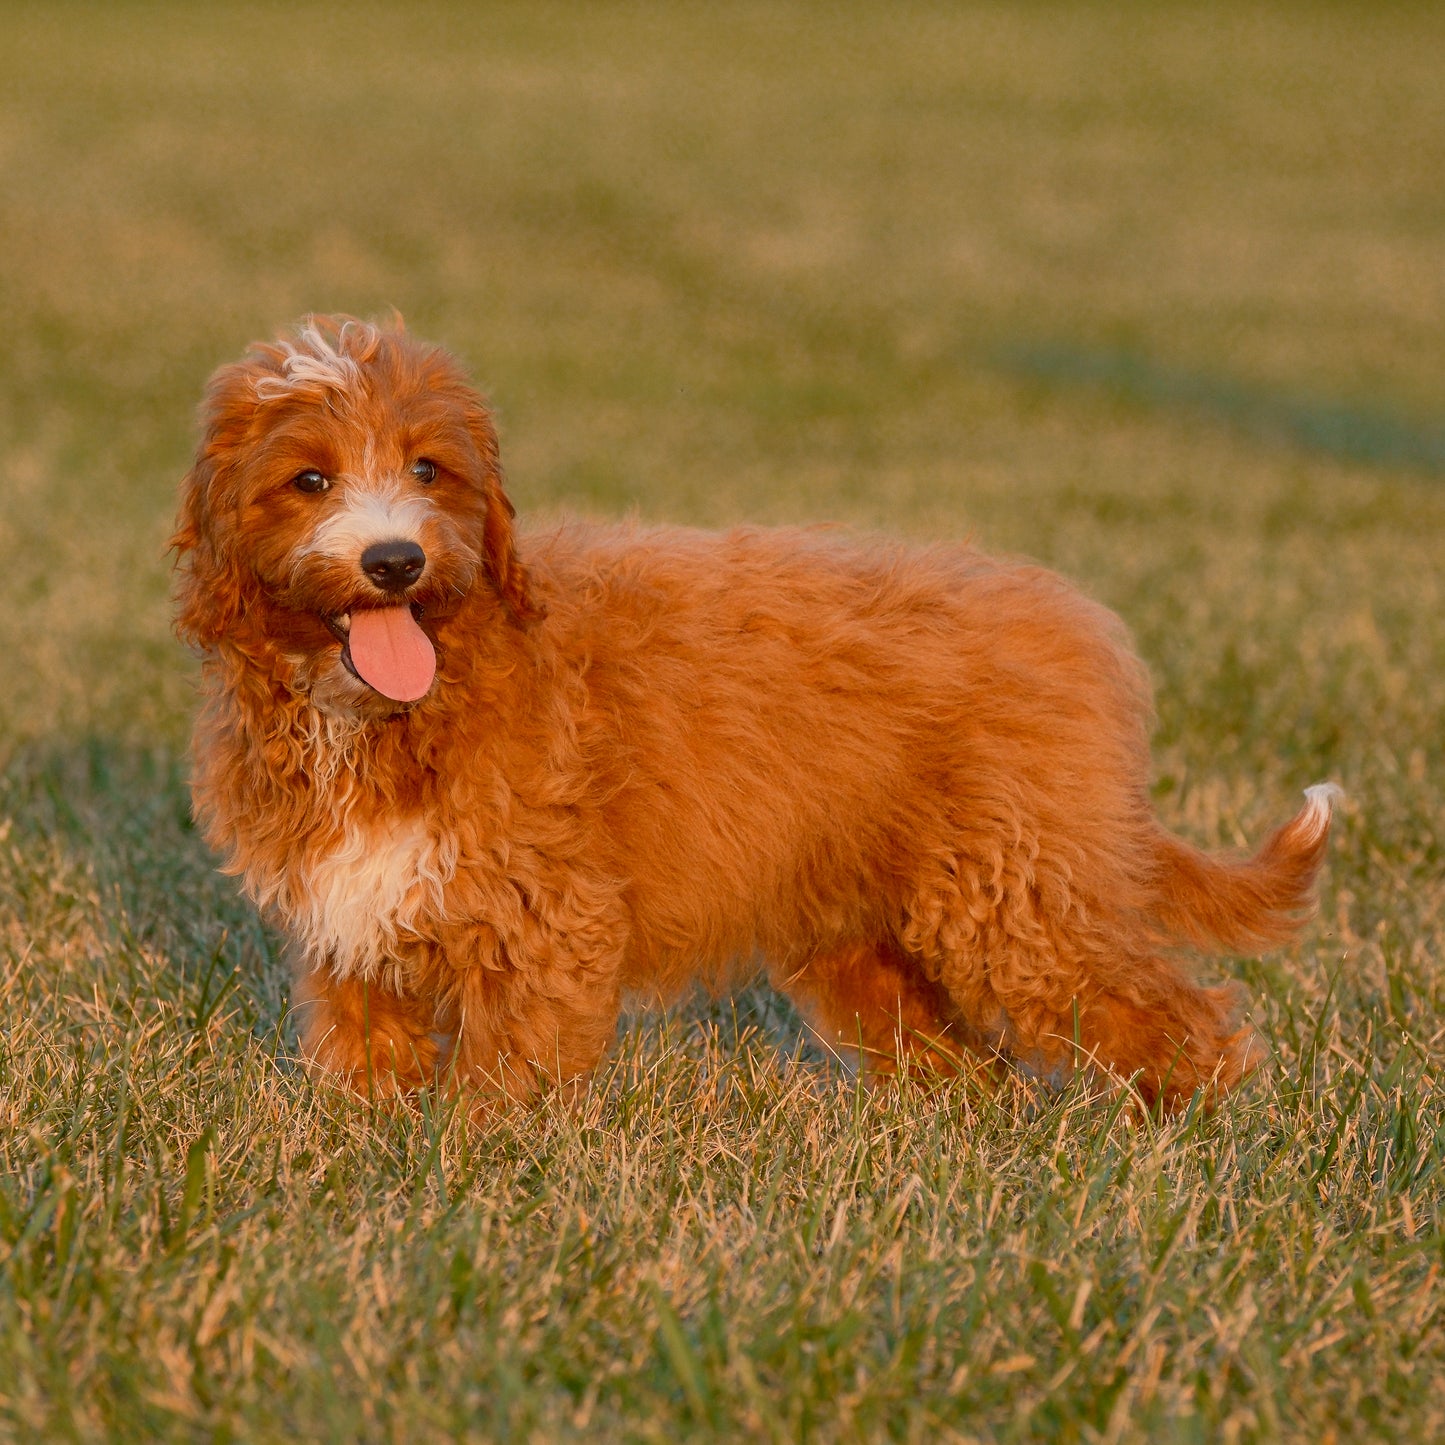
[360,538,426,593]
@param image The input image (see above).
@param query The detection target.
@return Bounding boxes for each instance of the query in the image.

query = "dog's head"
[173,316,536,718]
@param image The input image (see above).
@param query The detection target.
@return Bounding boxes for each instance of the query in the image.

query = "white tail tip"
[1300,782,1344,838]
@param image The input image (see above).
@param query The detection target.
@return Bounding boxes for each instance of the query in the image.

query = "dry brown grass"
[1,3,1442,1439]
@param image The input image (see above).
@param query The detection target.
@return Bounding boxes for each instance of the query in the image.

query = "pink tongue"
[347,607,436,702]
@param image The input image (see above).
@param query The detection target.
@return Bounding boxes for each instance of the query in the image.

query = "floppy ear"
[171,360,264,649]
[462,397,543,625]
[171,456,248,649]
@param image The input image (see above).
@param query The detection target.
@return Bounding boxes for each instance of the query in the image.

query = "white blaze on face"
[298,480,435,567]
[285,472,443,703]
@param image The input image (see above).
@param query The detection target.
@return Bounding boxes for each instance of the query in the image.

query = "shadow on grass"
[0,731,281,1020]
[991,339,1445,476]
[0,731,822,1073]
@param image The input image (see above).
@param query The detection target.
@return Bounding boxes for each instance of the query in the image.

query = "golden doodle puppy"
[173,315,1338,1114]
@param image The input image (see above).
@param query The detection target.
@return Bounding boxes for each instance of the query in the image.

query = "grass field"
[2,2,1443,1439]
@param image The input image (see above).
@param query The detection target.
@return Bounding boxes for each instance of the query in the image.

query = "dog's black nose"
[360,539,426,592]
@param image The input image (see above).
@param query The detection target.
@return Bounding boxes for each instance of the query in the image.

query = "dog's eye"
[292,469,331,494]
[409,458,438,485]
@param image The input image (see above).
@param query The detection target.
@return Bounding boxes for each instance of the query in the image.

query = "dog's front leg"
[431,855,630,1114]
[292,964,442,1098]
[443,962,624,1115]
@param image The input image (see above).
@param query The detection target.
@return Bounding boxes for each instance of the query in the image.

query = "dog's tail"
[1151,784,1342,953]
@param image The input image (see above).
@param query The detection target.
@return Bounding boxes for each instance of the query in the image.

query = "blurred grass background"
[1,2,1442,1440]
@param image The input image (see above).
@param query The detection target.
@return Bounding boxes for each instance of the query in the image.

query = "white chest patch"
[288,818,449,983]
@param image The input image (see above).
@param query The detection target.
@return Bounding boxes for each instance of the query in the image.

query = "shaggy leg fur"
[777,942,987,1082]
[981,953,1259,1108]
[1072,979,1257,1110]
[446,969,624,1107]
[293,969,441,1096]
[911,789,1338,1107]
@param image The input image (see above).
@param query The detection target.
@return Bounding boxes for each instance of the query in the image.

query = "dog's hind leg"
[904,787,1339,1110]
[774,941,992,1083]
[1060,785,1339,1109]
[901,838,1257,1108]
[1058,787,1339,1107]
[913,914,1261,1110]
[1066,974,1260,1110]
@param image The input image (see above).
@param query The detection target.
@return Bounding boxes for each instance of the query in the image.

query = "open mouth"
[324,603,436,703]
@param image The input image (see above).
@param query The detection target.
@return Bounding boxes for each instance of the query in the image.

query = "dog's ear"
[171,360,262,649]
[172,455,249,650]
[461,396,543,625]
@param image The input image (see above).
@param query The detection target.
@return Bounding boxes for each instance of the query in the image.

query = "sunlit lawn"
[1,3,1442,1439]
